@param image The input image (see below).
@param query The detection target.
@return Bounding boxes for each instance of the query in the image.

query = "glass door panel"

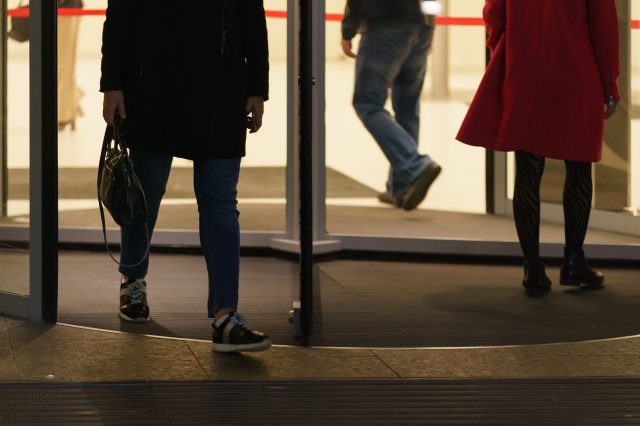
[56,0,289,241]
[1,0,30,300]
[325,0,496,241]
[504,1,640,248]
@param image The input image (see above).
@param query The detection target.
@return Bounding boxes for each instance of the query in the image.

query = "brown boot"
[522,260,552,297]
[560,248,604,287]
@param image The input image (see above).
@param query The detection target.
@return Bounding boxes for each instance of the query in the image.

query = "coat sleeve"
[342,0,365,41]
[100,0,132,92]
[586,0,621,102]
[483,0,506,51]
[243,0,270,101]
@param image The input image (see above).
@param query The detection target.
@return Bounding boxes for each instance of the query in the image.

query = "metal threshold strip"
[57,322,640,351]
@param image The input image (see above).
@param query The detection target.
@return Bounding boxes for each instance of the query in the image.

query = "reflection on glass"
[631,2,639,214]
[508,2,640,218]
[326,0,488,239]
[502,3,640,247]
[55,0,287,236]
[1,0,30,296]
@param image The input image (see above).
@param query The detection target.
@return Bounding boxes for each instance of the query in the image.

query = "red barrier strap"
[436,17,485,26]
[265,10,287,19]
[7,8,640,30]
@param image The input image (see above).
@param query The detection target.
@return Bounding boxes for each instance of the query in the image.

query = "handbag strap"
[97,122,151,268]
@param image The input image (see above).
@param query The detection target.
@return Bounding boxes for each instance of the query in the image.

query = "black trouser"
[513,151,593,262]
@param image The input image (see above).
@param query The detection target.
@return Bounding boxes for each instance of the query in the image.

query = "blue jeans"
[120,149,241,317]
[353,24,434,198]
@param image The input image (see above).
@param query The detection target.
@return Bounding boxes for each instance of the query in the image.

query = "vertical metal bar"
[594,0,631,210]
[299,0,313,343]
[0,0,7,218]
[30,0,58,323]
[486,150,495,214]
[484,42,495,214]
[311,0,325,241]
[286,0,300,241]
[493,151,509,215]
[430,0,449,100]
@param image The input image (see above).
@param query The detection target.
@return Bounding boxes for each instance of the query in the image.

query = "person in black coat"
[101,0,271,353]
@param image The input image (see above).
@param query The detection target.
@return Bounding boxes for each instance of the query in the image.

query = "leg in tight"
[559,159,603,286]
[563,160,593,251]
[513,151,546,261]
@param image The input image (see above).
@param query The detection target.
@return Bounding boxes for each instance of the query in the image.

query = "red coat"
[456,0,620,163]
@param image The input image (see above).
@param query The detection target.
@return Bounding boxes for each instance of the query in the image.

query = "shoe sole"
[560,276,605,287]
[119,312,151,323]
[377,195,402,208]
[524,287,551,297]
[523,281,551,298]
[213,339,273,353]
[403,163,442,211]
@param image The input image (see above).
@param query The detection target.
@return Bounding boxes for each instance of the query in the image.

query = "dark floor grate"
[2,379,640,425]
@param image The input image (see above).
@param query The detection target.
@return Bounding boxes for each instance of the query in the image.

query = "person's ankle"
[214,308,234,322]
[122,275,146,283]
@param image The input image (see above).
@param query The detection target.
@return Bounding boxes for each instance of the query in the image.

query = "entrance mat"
[2,379,640,425]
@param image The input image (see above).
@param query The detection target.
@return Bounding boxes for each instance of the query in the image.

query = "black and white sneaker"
[212,312,272,353]
[119,278,150,323]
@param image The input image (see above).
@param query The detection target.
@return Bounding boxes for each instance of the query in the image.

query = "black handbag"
[8,1,29,43]
[97,115,149,266]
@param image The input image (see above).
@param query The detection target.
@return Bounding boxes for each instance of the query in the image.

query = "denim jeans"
[120,149,241,317]
[353,24,434,198]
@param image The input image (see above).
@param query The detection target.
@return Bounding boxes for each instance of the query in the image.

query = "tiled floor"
[1,251,640,382]
[2,253,640,423]
[3,315,640,383]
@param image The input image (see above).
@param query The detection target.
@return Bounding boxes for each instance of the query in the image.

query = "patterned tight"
[513,151,593,261]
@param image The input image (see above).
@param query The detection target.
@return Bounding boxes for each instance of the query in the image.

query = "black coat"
[100,0,269,160]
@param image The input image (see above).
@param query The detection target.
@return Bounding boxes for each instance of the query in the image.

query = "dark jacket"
[342,0,435,40]
[100,0,269,160]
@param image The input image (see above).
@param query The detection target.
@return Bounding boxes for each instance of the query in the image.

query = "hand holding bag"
[97,115,149,266]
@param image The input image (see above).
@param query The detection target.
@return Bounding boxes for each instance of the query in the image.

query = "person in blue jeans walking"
[342,0,442,211]
[100,0,271,352]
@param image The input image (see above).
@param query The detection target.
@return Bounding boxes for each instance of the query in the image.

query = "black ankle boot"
[522,260,552,297]
[560,248,604,287]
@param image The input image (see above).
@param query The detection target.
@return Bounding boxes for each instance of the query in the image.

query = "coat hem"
[455,137,600,164]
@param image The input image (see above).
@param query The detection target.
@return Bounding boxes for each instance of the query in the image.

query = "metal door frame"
[0,1,58,321]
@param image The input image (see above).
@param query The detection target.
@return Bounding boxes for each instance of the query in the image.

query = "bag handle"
[97,117,151,268]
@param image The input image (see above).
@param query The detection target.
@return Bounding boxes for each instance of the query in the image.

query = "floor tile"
[7,321,135,350]
[14,338,207,381]
[373,348,573,378]
[188,342,397,380]
[0,329,19,380]
[374,343,640,379]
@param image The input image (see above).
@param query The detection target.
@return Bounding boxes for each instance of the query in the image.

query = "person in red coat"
[456,0,620,297]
